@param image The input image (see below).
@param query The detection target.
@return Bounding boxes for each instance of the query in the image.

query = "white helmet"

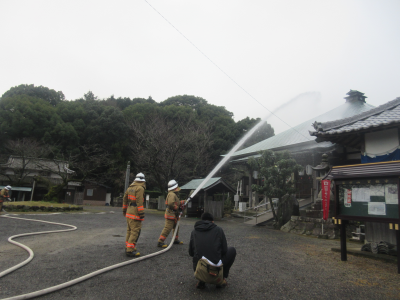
[168,180,179,191]
[5,185,11,190]
[135,173,145,182]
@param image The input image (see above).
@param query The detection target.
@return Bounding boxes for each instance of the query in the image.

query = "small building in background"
[81,181,112,206]
[0,156,76,202]
[180,177,235,219]
[310,96,400,246]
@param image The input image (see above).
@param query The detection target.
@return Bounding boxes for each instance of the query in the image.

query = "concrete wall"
[83,200,105,206]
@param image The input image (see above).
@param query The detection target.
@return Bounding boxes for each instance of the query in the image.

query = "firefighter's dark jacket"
[189,220,228,265]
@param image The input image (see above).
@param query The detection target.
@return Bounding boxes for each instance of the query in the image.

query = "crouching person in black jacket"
[189,212,236,289]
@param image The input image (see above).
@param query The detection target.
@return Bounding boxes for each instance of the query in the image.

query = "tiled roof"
[230,100,374,158]
[310,97,400,136]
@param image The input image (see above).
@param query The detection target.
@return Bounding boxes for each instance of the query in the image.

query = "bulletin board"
[335,177,399,220]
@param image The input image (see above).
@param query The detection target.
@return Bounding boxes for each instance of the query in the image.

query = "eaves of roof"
[230,140,335,163]
[328,160,400,179]
[180,177,221,190]
[310,98,400,137]
[180,177,236,193]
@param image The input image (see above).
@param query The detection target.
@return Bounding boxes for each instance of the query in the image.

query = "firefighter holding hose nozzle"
[157,179,185,247]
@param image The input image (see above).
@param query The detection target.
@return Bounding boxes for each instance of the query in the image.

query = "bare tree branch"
[127,113,214,193]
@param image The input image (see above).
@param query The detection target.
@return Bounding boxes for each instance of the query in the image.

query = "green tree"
[123,102,161,123]
[160,95,208,107]
[160,95,237,161]
[0,95,79,150]
[1,84,65,106]
[248,150,302,227]
[83,91,98,101]
[236,118,275,149]
[102,95,156,111]
[84,106,129,158]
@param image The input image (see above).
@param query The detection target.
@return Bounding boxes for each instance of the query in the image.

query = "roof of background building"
[310,97,400,137]
[180,177,235,194]
[0,156,75,174]
[0,186,32,192]
[180,177,221,190]
[230,96,374,159]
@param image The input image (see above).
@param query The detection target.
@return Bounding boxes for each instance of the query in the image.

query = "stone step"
[305,210,323,218]
[311,203,322,210]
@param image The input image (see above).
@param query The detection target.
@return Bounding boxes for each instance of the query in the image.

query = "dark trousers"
[221,247,236,278]
[193,247,236,279]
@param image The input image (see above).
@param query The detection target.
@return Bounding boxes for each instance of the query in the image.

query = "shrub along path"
[3,201,82,213]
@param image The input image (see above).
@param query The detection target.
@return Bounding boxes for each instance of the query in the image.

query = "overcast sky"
[1,0,399,133]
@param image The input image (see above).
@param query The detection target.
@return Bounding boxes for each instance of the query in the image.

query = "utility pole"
[124,161,130,192]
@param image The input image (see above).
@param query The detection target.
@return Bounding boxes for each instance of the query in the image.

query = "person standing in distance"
[123,173,146,257]
[189,212,236,289]
[0,185,12,213]
[157,179,185,247]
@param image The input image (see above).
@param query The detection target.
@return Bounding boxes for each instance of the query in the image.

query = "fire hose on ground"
[0,199,191,300]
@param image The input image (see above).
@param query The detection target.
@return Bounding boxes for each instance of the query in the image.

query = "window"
[87,189,93,196]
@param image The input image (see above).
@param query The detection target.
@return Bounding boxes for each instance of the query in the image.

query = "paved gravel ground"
[1,208,399,300]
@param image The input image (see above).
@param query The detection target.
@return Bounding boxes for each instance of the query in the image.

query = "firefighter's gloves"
[179,200,186,211]
[139,213,145,220]
[123,210,127,217]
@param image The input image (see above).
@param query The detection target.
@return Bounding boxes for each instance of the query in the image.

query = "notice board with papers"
[335,177,399,221]
[329,161,400,222]
[328,161,400,274]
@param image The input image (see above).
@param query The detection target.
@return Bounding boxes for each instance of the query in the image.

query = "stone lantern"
[312,153,330,179]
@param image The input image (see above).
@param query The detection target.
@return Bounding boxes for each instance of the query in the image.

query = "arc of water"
[184,96,303,206]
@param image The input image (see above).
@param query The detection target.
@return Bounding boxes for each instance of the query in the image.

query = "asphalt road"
[0,208,399,300]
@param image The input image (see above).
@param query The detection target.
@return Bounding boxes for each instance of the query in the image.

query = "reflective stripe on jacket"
[126,213,144,221]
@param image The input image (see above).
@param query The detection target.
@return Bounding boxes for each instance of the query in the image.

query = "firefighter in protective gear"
[123,173,146,257]
[0,186,11,213]
[157,180,185,248]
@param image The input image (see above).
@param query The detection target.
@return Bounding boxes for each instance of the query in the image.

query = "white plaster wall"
[365,128,399,155]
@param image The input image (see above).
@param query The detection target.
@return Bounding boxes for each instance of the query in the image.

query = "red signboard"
[322,180,331,220]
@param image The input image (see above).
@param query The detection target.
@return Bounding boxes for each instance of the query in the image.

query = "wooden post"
[30,180,36,201]
[249,170,253,208]
[340,220,347,261]
[397,227,400,274]
[124,161,130,192]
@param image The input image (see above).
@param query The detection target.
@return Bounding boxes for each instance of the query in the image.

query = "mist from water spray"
[185,94,315,204]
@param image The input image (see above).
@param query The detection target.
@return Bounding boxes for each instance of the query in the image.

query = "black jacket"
[189,220,228,265]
